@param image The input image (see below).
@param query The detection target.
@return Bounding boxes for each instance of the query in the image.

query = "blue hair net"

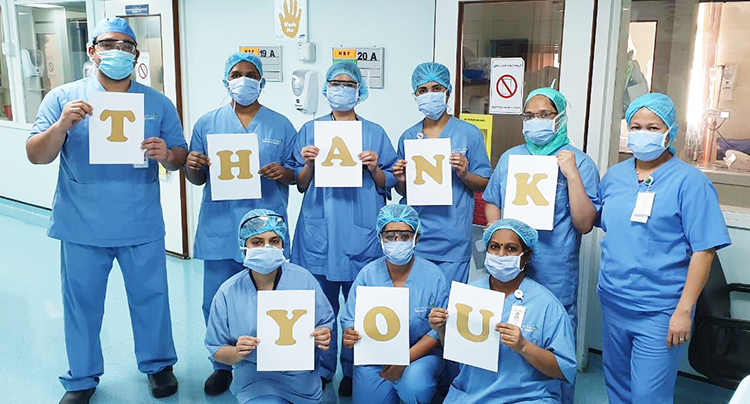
[625,93,678,154]
[411,62,452,94]
[376,205,421,235]
[224,52,265,88]
[323,61,369,102]
[91,17,137,44]
[483,218,539,257]
[238,209,287,248]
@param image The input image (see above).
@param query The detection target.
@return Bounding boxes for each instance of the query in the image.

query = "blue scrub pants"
[429,259,471,285]
[600,300,684,404]
[245,396,290,403]
[313,275,354,380]
[59,239,177,391]
[353,354,443,404]
[561,302,577,404]
[203,259,245,371]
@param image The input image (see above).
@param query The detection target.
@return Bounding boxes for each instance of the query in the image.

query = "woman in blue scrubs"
[186,53,297,395]
[291,61,398,395]
[429,219,576,403]
[205,209,334,404]
[393,62,492,285]
[597,93,731,404]
[340,205,448,404]
[482,87,599,404]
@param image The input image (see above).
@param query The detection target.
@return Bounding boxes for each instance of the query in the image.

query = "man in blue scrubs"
[25,17,187,404]
[393,62,492,285]
[185,52,296,396]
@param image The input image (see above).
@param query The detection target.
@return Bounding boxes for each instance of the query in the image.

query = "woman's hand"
[236,335,260,358]
[667,308,692,348]
[359,150,380,172]
[393,159,407,183]
[312,327,332,350]
[379,365,406,382]
[497,323,526,353]
[186,151,210,171]
[450,152,469,179]
[556,150,580,180]
[301,146,320,166]
[428,307,448,332]
[343,328,361,349]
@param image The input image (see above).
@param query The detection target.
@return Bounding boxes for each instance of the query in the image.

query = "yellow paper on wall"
[460,113,493,159]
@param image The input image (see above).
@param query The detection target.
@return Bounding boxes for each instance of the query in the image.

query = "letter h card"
[257,290,315,371]
[207,133,262,201]
[405,138,452,206]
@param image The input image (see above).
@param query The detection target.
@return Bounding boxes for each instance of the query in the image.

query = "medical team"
[25,17,731,404]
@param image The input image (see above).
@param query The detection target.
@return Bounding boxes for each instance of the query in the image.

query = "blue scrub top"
[205,262,335,404]
[597,157,731,312]
[482,144,600,306]
[189,104,297,261]
[290,114,398,282]
[445,275,576,404]
[340,257,449,345]
[397,117,492,263]
[29,77,187,247]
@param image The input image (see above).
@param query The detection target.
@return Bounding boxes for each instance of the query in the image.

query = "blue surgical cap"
[411,62,453,94]
[91,17,137,44]
[323,62,369,102]
[625,93,678,154]
[376,205,421,235]
[224,52,265,88]
[483,218,539,257]
[526,87,567,113]
[238,209,287,248]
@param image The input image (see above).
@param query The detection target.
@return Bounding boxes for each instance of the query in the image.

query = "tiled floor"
[0,198,735,403]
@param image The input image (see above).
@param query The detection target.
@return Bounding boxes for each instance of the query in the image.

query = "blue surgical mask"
[228,77,261,106]
[484,253,524,282]
[96,50,135,81]
[417,92,448,120]
[628,129,669,161]
[326,85,358,111]
[522,113,566,146]
[242,245,286,275]
[382,241,415,266]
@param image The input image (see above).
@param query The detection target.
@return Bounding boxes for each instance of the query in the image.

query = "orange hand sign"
[278,0,302,38]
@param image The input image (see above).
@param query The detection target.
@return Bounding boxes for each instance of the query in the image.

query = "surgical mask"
[484,253,524,282]
[628,129,669,162]
[327,85,358,111]
[228,77,261,106]
[242,245,286,275]
[522,113,565,146]
[382,241,415,266]
[417,92,448,120]
[96,50,135,81]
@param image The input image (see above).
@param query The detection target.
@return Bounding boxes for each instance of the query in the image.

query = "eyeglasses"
[521,111,557,121]
[415,86,447,96]
[381,230,415,243]
[328,80,358,89]
[94,39,137,53]
[239,214,285,230]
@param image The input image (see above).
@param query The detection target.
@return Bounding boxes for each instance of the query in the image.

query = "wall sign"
[332,47,384,89]
[239,46,283,82]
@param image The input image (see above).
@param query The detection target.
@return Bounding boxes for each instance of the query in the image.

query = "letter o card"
[314,121,363,188]
[444,281,504,372]
[405,138,452,206]
[88,92,145,164]
[503,155,558,230]
[257,290,315,372]
[354,286,410,366]
[206,133,261,201]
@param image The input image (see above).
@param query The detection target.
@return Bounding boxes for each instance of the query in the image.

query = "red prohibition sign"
[138,63,149,79]
[496,74,518,99]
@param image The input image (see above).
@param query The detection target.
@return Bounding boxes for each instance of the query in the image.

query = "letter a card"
[503,155,558,230]
[206,133,261,201]
[444,281,504,372]
[89,91,144,164]
[354,286,410,366]
[314,121,362,188]
[257,290,315,371]
[405,138,452,206]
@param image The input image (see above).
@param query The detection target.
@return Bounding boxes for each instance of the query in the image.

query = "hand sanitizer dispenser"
[292,69,318,114]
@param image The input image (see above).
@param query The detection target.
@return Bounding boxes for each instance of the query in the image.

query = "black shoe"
[204,369,232,396]
[338,376,352,397]
[59,388,95,404]
[148,365,178,398]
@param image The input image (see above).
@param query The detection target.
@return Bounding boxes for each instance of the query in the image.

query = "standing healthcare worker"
[291,61,398,396]
[597,93,731,404]
[482,87,598,403]
[392,62,491,285]
[25,17,187,404]
[205,209,334,404]
[185,52,297,396]
[340,205,448,404]
[429,219,576,403]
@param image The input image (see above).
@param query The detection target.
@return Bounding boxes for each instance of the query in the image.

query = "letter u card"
[314,121,363,188]
[405,138,452,206]
[206,133,261,201]
[257,290,315,371]
[443,281,505,372]
[89,91,145,164]
[503,155,558,230]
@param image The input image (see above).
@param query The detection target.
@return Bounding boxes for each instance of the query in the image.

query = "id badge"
[508,305,526,327]
[133,154,149,169]
[630,191,654,223]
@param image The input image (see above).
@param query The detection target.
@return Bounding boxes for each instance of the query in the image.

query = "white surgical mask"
[242,245,286,275]
[484,252,524,282]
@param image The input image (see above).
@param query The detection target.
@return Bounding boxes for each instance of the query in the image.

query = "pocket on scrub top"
[100,180,160,221]
[343,224,380,260]
[301,217,329,257]
[63,177,100,222]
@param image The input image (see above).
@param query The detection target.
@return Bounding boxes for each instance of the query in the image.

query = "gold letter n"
[513,173,549,206]
[100,109,136,142]
[411,155,445,185]
[216,150,253,180]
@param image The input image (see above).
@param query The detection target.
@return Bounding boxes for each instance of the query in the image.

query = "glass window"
[457,0,565,166]
[613,0,750,208]
[0,7,13,120]
[16,1,88,123]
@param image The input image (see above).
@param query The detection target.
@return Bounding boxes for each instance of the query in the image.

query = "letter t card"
[89,91,144,164]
